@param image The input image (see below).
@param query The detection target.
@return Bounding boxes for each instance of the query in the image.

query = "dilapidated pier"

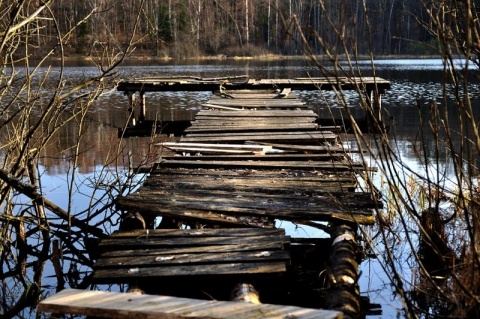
[38,76,389,319]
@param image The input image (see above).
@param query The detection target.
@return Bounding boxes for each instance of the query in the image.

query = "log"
[324,224,361,319]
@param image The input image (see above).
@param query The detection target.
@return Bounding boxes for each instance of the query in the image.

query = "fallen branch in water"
[0,169,106,238]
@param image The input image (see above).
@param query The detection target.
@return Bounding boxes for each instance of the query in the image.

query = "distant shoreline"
[43,53,441,64]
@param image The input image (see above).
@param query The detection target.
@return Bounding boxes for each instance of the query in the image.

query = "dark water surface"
[7,58,477,318]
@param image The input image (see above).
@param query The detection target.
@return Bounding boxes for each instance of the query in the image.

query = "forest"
[42,0,432,58]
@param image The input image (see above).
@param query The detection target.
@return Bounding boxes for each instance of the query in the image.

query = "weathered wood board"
[37,288,342,319]
[115,165,378,226]
[181,131,337,144]
[116,90,377,227]
[93,228,291,282]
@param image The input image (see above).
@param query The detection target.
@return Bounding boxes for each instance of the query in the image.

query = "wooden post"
[139,91,146,123]
[365,88,383,131]
[324,224,361,319]
[230,283,261,304]
[127,92,136,127]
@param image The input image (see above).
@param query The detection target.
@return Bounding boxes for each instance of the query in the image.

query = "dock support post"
[365,88,384,132]
[325,224,361,319]
[127,92,137,127]
[139,91,146,123]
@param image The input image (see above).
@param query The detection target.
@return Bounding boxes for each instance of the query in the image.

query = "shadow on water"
[2,58,480,318]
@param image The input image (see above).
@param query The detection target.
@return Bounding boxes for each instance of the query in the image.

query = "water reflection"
[26,58,479,175]
[3,59,478,318]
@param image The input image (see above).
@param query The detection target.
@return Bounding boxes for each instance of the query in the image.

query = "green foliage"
[76,22,90,54]
[158,4,172,42]
[406,39,439,55]
[77,21,90,38]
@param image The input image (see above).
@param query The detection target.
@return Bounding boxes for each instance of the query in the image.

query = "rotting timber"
[38,76,389,319]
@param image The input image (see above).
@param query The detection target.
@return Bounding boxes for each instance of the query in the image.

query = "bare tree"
[0,1,147,318]
[289,0,480,317]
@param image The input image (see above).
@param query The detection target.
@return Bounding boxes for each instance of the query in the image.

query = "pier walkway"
[38,76,388,319]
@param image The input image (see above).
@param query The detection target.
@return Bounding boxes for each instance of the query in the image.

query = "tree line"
[38,0,434,58]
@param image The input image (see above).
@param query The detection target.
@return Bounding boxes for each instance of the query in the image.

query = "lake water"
[5,58,475,318]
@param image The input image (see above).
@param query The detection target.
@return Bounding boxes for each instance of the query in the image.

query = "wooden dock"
[38,76,388,319]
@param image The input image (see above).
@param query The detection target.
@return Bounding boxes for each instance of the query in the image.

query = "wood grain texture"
[37,289,342,319]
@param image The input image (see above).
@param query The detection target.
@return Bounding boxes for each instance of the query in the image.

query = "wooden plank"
[202,103,308,109]
[122,187,378,210]
[144,172,358,192]
[159,154,345,161]
[194,109,317,117]
[93,261,288,279]
[191,118,318,124]
[37,289,342,319]
[108,228,286,238]
[161,147,257,155]
[148,167,356,178]
[143,180,356,194]
[94,250,290,268]
[160,142,272,152]
[115,196,375,224]
[278,87,291,97]
[117,191,374,217]
[190,118,317,125]
[184,123,318,133]
[158,159,364,170]
[246,142,345,153]
[95,229,291,278]
[182,131,336,137]
[205,99,306,106]
[99,242,287,258]
[202,104,245,111]
[181,131,337,143]
[98,235,291,248]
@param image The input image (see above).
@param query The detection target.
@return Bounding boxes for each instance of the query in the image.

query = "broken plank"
[202,104,244,111]
[160,142,272,152]
[246,142,345,153]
